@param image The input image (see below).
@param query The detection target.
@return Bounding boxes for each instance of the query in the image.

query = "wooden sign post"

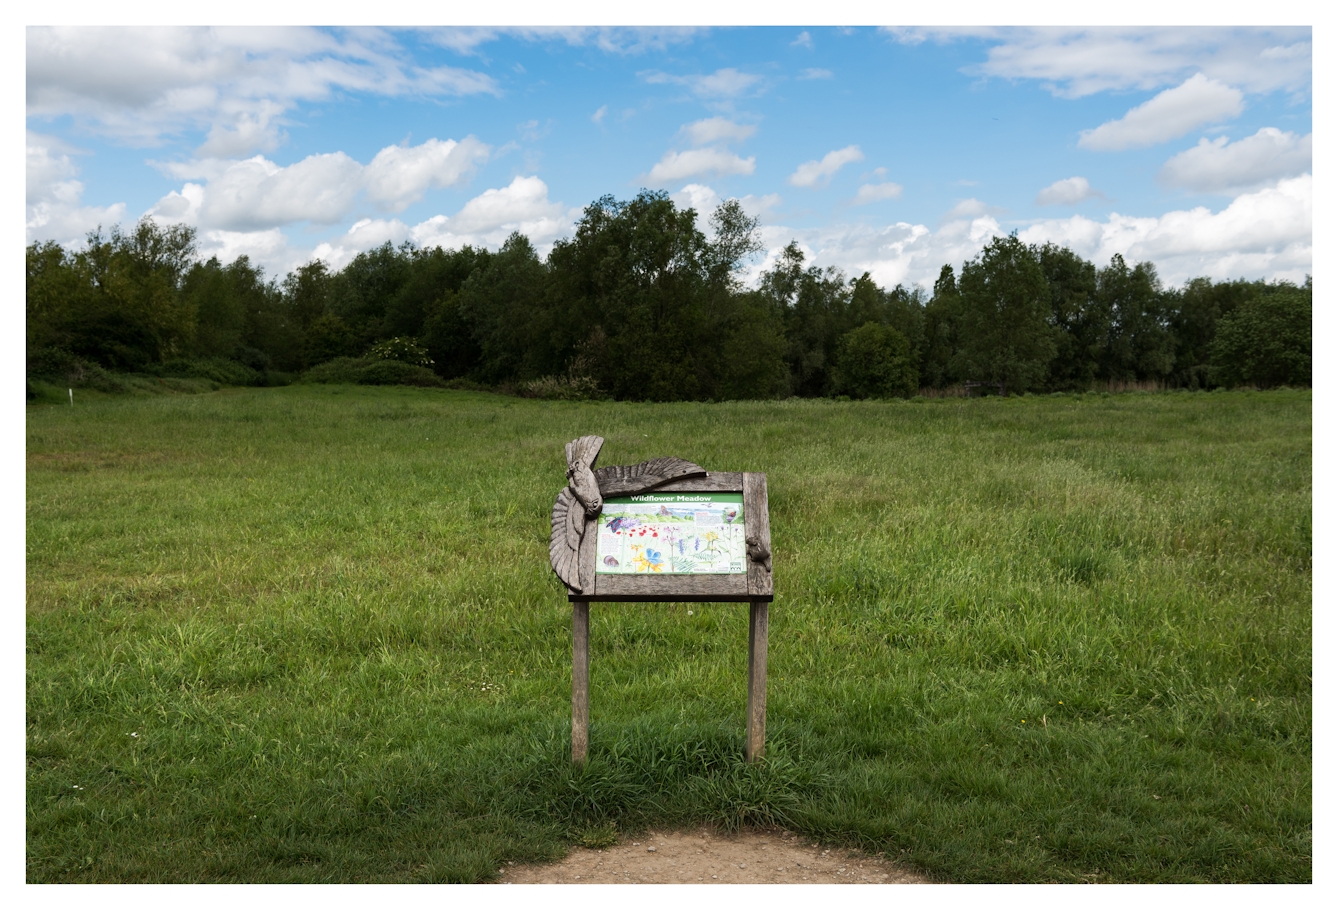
[550,436,774,764]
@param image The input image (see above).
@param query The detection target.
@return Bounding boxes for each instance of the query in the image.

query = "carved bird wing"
[565,435,605,515]
[550,487,582,592]
[594,456,708,496]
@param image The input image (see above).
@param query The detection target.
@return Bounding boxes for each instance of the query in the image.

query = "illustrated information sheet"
[595,492,746,575]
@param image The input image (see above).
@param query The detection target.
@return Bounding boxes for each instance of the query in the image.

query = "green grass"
[26,385,1311,882]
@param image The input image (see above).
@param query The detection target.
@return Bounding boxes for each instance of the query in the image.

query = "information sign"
[596,492,746,575]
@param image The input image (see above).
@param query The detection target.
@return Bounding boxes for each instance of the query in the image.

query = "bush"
[517,374,602,400]
[367,336,434,367]
[1209,284,1311,388]
[149,358,262,386]
[832,322,919,399]
[301,357,444,387]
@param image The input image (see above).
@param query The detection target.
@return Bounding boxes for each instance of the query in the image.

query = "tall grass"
[26,386,1311,882]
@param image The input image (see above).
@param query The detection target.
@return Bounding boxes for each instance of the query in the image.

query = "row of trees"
[27,190,1311,399]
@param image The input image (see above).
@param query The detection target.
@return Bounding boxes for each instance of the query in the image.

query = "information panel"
[595,492,746,575]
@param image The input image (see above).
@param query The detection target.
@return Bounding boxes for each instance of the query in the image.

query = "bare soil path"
[496,828,931,884]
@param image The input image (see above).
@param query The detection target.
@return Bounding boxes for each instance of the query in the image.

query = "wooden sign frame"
[550,439,773,765]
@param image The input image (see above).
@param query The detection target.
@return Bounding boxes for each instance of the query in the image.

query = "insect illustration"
[724,508,739,524]
[603,555,619,567]
[606,516,640,533]
[633,547,665,572]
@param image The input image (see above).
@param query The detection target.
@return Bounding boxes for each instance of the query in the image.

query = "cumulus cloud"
[362,138,490,211]
[146,137,490,231]
[788,145,863,188]
[681,117,756,146]
[592,105,608,124]
[669,184,782,223]
[26,132,127,245]
[888,27,1311,99]
[1078,74,1243,151]
[852,182,904,205]
[1159,128,1311,194]
[799,68,833,80]
[308,176,574,270]
[792,31,813,49]
[1016,175,1311,283]
[641,67,763,101]
[943,198,1004,221]
[747,174,1310,293]
[26,26,498,152]
[647,148,756,184]
[1036,176,1103,206]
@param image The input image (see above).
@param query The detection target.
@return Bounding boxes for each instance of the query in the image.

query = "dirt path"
[496,827,931,884]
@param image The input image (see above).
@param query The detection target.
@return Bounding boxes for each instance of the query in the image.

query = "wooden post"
[745,599,769,763]
[572,600,590,764]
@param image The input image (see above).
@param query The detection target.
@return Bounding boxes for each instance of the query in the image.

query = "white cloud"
[1159,128,1311,194]
[681,117,756,146]
[592,105,608,124]
[26,27,499,153]
[792,31,813,49]
[1016,174,1311,284]
[26,132,127,246]
[647,148,756,184]
[363,137,490,212]
[309,176,575,270]
[888,27,1311,99]
[747,174,1310,292]
[671,183,721,215]
[788,145,863,188]
[641,67,762,100]
[852,182,904,205]
[146,137,490,231]
[1036,176,1103,206]
[427,26,702,56]
[1078,74,1243,151]
[943,198,1004,221]
[799,68,833,80]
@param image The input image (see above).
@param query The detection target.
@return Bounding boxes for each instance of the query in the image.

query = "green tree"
[833,321,918,398]
[1208,281,1311,387]
[1035,243,1102,390]
[920,264,962,389]
[956,234,1056,393]
[1094,254,1174,383]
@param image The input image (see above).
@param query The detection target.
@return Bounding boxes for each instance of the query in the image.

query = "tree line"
[27,190,1311,399]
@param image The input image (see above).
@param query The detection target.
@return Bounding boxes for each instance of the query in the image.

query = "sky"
[25,23,1313,291]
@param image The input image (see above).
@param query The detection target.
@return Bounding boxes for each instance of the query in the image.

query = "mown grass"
[26,385,1311,882]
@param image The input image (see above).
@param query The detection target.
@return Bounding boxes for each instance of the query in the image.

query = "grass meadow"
[26,385,1311,882]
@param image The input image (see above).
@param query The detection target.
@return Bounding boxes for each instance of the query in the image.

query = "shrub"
[518,374,602,400]
[1209,284,1311,388]
[301,357,444,387]
[832,321,918,399]
[149,358,262,386]
[367,336,433,367]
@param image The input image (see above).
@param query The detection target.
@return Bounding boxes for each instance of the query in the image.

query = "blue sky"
[26,24,1313,289]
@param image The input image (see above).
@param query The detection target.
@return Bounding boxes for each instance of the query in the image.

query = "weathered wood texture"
[592,573,749,601]
[594,457,706,496]
[568,472,773,602]
[743,472,773,598]
[572,600,590,764]
[745,600,769,762]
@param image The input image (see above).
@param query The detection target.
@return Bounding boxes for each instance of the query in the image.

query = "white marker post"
[68,388,73,406]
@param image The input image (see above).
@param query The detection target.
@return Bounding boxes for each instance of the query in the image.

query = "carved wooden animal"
[549,437,708,593]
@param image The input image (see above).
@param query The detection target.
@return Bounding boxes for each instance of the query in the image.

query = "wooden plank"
[745,600,769,762]
[572,601,590,764]
[577,514,598,593]
[743,472,773,598]
[588,572,751,601]
[648,472,744,493]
